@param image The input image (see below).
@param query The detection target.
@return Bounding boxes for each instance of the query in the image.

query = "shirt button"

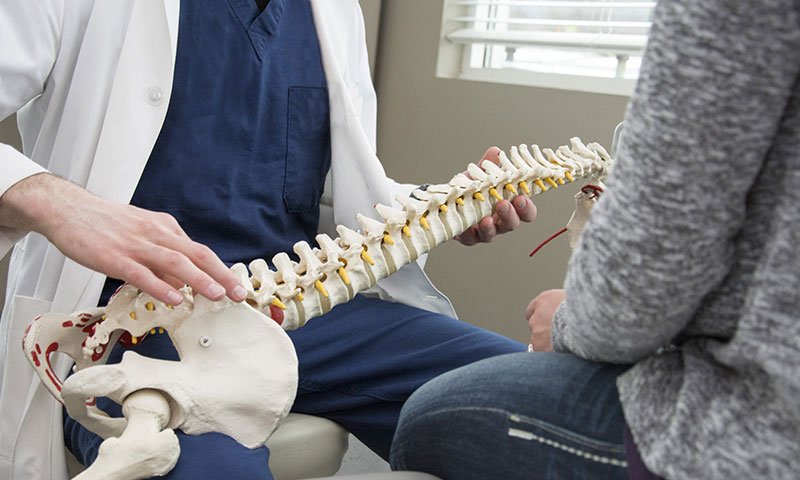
[144,86,164,106]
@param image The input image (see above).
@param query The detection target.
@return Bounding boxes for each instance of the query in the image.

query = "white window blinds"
[440,0,655,94]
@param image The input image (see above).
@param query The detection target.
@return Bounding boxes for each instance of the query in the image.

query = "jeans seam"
[408,405,626,457]
[508,411,625,454]
[507,427,628,468]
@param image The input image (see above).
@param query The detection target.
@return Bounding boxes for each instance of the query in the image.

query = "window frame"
[436,0,653,96]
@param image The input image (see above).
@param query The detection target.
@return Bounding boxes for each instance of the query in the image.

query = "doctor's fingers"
[159,273,187,290]
[454,216,497,245]
[112,258,188,306]
[124,210,246,303]
[495,196,536,234]
[456,196,536,244]
[115,246,228,306]
[133,239,246,304]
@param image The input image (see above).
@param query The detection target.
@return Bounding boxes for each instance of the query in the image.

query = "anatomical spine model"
[23,138,612,480]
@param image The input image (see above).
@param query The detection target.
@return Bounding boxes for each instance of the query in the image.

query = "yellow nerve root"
[504,183,518,195]
[489,188,503,201]
[518,181,531,195]
[271,298,287,310]
[315,280,329,298]
[419,215,430,231]
[534,179,547,192]
[361,246,376,265]
[337,266,351,285]
[473,192,486,202]
[383,234,395,246]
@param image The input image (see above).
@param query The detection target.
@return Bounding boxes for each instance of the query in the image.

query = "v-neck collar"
[226,0,286,58]
[227,0,285,37]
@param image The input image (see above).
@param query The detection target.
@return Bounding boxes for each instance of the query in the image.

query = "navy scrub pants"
[64,295,525,479]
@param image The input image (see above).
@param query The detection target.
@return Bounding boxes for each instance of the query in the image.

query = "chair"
[66,413,350,479]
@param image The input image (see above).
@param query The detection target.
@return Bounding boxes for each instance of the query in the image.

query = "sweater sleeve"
[552,0,800,363]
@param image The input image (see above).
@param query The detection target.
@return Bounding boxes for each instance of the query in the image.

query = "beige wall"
[0,117,21,147]
[372,1,628,342]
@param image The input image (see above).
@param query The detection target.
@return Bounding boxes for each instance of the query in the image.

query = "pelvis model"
[23,138,611,479]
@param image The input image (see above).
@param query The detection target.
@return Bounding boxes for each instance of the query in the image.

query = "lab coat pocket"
[283,86,331,214]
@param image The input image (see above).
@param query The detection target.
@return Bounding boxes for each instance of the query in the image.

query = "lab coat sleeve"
[0,0,62,252]
[0,0,63,122]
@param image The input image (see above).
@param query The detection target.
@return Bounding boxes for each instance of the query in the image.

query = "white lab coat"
[0,1,456,478]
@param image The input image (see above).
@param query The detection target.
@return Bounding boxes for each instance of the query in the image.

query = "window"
[437,0,655,96]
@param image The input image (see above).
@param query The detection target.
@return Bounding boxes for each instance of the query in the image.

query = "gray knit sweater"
[551,1,800,479]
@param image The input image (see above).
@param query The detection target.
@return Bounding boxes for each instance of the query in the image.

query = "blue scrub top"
[100,0,330,303]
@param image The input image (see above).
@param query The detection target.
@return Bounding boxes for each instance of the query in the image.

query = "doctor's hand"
[526,289,565,352]
[0,173,246,306]
[454,147,537,246]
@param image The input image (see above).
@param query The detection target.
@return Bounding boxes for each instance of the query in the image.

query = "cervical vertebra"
[22,137,611,480]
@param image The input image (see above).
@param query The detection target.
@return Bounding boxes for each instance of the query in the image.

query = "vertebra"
[233,137,611,330]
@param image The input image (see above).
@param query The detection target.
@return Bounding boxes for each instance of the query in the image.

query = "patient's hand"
[526,289,565,352]
[454,147,537,246]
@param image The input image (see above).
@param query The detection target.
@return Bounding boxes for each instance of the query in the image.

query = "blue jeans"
[64,296,525,479]
[390,352,631,480]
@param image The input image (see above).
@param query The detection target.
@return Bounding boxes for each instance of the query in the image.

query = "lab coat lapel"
[308,0,393,232]
[50,0,176,314]
[164,0,180,61]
